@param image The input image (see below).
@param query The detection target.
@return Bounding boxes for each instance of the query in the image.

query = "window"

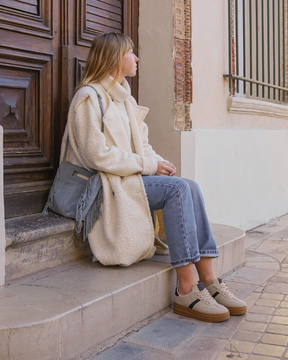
[225,0,288,103]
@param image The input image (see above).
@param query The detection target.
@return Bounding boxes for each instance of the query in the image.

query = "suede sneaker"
[207,278,247,316]
[173,282,230,322]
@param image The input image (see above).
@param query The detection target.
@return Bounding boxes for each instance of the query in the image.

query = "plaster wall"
[138,0,181,172]
[182,130,288,231]
[0,126,5,287]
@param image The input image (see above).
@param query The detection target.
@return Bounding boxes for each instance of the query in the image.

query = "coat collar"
[100,75,131,103]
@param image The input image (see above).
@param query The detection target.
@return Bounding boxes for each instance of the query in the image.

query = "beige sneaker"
[173,282,230,322]
[207,278,247,316]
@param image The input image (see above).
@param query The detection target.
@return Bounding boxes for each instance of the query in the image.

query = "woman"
[61,32,247,323]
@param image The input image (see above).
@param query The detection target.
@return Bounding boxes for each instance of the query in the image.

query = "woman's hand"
[156,161,177,176]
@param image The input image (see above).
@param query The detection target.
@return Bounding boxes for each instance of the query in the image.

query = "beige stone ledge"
[227,96,288,120]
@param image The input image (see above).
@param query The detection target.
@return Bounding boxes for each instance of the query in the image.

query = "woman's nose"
[134,54,139,62]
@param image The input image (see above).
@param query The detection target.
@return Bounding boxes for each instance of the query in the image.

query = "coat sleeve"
[70,95,157,177]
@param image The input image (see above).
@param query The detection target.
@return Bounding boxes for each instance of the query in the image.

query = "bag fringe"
[83,185,103,241]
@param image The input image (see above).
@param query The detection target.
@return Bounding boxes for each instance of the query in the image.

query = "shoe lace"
[218,282,234,297]
[198,288,216,305]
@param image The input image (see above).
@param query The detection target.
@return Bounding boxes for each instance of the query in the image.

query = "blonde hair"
[77,32,134,90]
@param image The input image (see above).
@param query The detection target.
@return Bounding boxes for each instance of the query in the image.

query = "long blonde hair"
[77,32,134,90]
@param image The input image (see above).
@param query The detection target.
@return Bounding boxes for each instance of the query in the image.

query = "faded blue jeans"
[142,176,219,268]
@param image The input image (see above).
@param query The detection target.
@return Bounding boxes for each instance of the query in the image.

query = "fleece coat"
[61,78,165,266]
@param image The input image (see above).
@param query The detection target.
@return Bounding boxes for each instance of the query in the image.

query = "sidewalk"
[80,213,288,360]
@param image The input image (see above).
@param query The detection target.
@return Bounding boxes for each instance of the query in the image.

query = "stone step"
[5,213,92,281]
[0,224,245,360]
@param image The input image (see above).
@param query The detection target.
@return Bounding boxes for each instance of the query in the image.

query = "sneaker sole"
[226,305,247,316]
[173,302,230,323]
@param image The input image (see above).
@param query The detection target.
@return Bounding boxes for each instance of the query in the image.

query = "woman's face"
[120,49,139,78]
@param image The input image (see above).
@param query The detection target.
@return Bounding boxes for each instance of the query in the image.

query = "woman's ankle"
[177,282,197,295]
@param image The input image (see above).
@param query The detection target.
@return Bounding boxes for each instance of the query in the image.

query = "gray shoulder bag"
[42,85,104,241]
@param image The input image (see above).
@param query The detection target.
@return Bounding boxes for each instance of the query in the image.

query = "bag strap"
[63,84,104,162]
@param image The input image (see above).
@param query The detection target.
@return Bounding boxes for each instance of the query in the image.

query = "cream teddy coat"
[61,77,165,266]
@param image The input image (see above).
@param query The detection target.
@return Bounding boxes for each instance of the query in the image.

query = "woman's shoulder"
[71,83,107,108]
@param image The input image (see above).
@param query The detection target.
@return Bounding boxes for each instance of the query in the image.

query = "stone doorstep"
[0,224,245,360]
[5,213,92,281]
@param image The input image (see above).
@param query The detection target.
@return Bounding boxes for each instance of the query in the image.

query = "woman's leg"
[142,176,219,268]
[142,175,246,321]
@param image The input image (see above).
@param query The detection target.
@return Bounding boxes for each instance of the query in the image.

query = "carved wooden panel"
[0,46,53,172]
[75,57,86,88]
[0,0,52,38]
[77,0,122,46]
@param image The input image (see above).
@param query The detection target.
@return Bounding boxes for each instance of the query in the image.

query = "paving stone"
[261,333,288,346]
[275,272,288,277]
[268,229,288,239]
[260,293,284,300]
[243,292,261,310]
[238,321,266,332]
[225,339,254,354]
[163,311,211,329]
[203,316,244,339]
[221,281,258,300]
[245,238,263,249]
[232,330,261,342]
[249,306,275,315]
[284,295,288,300]
[224,267,277,286]
[255,299,280,307]
[93,343,167,360]
[266,323,288,335]
[265,282,288,295]
[286,349,288,358]
[245,313,271,323]
[249,356,280,360]
[253,343,285,357]
[244,262,279,270]
[271,276,288,283]
[124,318,205,355]
[246,230,271,239]
[254,286,265,293]
[216,351,247,360]
[254,224,287,233]
[274,308,288,316]
[271,316,288,325]
[180,336,226,360]
[280,301,288,308]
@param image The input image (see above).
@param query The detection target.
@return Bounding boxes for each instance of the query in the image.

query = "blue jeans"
[142,176,219,268]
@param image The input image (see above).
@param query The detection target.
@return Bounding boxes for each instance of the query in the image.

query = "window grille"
[224,0,288,103]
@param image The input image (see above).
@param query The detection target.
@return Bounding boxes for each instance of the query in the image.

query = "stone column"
[0,126,5,287]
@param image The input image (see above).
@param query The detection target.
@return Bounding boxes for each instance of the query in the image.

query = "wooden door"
[0,0,138,218]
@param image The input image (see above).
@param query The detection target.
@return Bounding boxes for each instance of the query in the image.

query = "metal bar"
[256,0,259,96]
[243,0,246,94]
[223,73,288,91]
[236,0,239,92]
[278,0,281,100]
[267,0,271,98]
[273,0,276,99]
[249,0,253,95]
[283,0,285,101]
[228,0,232,93]
[262,0,265,97]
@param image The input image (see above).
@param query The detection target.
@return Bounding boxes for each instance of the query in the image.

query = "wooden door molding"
[76,0,122,47]
[0,0,53,38]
